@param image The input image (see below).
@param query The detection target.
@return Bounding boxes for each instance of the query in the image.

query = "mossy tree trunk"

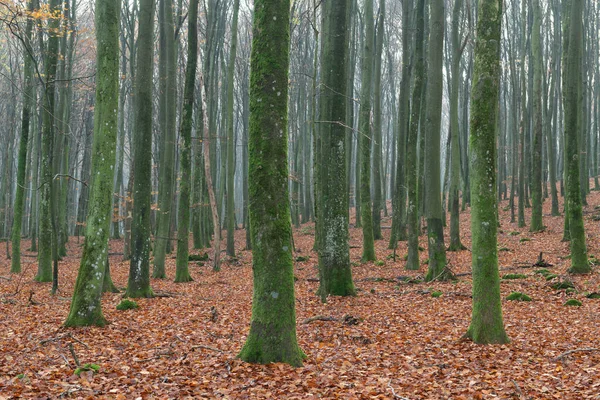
[358,0,375,262]
[464,0,509,345]
[238,0,304,367]
[174,0,199,283]
[406,0,425,271]
[564,0,589,274]
[126,0,155,298]
[517,0,527,229]
[36,0,62,283]
[530,0,544,232]
[226,0,240,257]
[11,0,35,273]
[64,0,121,327]
[153,0,177,279]
[371,0,385,241]
[424,0,449,282]
[316,0,355,301]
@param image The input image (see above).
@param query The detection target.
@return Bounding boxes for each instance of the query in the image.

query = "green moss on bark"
[238,0,304,367]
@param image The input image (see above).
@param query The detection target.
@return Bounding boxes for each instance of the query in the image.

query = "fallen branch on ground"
[302,315,338,324]
[553,348,600,361]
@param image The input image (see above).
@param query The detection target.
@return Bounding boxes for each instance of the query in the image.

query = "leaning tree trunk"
[64,0,121,327]
[238,0,305,367]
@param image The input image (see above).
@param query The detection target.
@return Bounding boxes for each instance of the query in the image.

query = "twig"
[0,275,11,281]
[40,333,89,348]
[190,344,224,353]
[68,343,80,367]
[302,315,338,324]
[58,385,84,398]
[511,379,523,399]
[553,348,600,361]
[387,380,410,399]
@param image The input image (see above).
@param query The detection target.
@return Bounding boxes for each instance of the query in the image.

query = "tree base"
[463,326,509,345]
[238,322,306,368]
[123,287,154,299]
[174,272,193,283]
[64,312,108,328]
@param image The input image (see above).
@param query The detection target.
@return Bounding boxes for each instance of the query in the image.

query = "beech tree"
[316,0,355,301]
[238,0,305,367]
[464,0,509,344]
[64,0,120,326]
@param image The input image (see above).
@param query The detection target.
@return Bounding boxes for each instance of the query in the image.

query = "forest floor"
[2,190,600,399]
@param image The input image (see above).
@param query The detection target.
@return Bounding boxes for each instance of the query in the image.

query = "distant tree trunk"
[36,0,62,283]
[389,0,411,249]
[424,0,449,282]
[153,0,178,278]
[406,0,425,271]
[316,0,355,301]
[126,0,156,298]
[174,0,199,283]
[238,0,305,367]
[447,0,466,251]
[226,0,240,257]
[200,78,221,272]
[464,0,509,345]
[517,0,527,228]
[11,0,35,273]
[371,0,385,241]
[358,0,375,262]
[564,0,589,274]
[530,0,543,232]
[64,0,121,327]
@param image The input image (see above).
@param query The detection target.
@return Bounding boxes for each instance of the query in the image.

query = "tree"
[316,0,355,301]
[371,0,385,241]
[358,0,375,262]
[464,0,509,345]
[238,0,305,367]
[126,0,155,298]
[11,0,35,273]
[153,0,178,279]
[174,0,200,283]
[36,0,62,283]
[424,0,449,281]
[406,0,426,271]
[564,0,589,274]
[530,0,544,232]
[64,0,121,326]
[447,0,467,251]
[226,0,241,258]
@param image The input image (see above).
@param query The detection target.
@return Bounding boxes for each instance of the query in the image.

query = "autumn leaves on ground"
[2,192,600,399]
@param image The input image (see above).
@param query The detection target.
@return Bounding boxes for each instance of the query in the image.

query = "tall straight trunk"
[174,0,199,283]
[371,0,385,241]
[64,0,121,326]
[389,0,412,248]
[530,0,543,231]
[153,0,178,278]
[464,0,509,345]
[564,0,589,274]
[517,0,527,228]
[406,0,425,271]
[126,0,156,298]
[36,0,61,283]
[11,0,35,273]
[317,0,355,301]
[424,0,449,282]
[448,0,466,251]
[358,0,375,262]
[226,0,240,257]
[547,42,560,217]
[238,0,304,367]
